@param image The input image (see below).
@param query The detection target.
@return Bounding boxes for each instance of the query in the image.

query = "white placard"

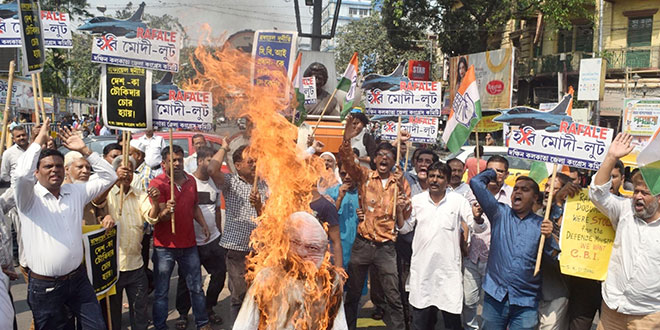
[380,116,439,143]
[578,58,604,101]
[0,11,72,48]
[153,90,214,131]
[92,27,180,72]
[302,76,316,105]
[365,81,442,116]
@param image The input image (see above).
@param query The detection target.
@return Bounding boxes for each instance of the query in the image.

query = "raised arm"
[338,117,366,187]
[469,169,501,223]
[208,137,229,188]
[594,133,634,186]
[13,119,50,211]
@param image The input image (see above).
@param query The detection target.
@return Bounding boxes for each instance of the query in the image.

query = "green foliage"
[334,13,432,78]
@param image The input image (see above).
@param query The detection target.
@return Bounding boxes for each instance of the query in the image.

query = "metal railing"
[602,46,660,70]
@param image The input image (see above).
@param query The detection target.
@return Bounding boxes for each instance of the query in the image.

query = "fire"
[185,25,346,329]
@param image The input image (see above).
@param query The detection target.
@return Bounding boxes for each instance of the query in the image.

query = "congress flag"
[637,126,660,195]
[442,65,482,153]
[337,52,359,120]
[291,52,306,126]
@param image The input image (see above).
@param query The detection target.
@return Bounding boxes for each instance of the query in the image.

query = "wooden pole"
[169,128,175,234]
[105,294,112,330]
[403,141,411,172]
[475,131,481,173]
[311,88,339,135]
[0,61,16,158]
[533,163,559,276]
[392,115,402,218]
[118,131,128,216]
[31,74,40,125]
[36,72,47,126]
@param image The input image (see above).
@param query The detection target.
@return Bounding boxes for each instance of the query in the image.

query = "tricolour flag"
[337,52,359,120]
[291,52,306,126]
[442,65,481,153]
[637,126,660,195]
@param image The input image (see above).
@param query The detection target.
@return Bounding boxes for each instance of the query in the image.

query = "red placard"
[408,60,430,81]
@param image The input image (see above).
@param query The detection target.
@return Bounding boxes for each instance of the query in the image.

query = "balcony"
[602,46,660,70]
[516,51,593,77]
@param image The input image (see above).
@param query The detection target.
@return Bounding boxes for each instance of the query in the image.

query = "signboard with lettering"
[577,58,605,101]
[302,76,316,105]
[152,89,213,131]
[622,99,660,150]
[474,112,503,132]
[0,11,72,48]
[408,60,430,81]
[92,27,181,72]
[559,189,614,281]
[102,65,152,131]
[17,0,45,74]
[82,225,119,297]
[365,81,442,116]
[507,121,614,170]
[251,30,297,92]
[380,116,438,143]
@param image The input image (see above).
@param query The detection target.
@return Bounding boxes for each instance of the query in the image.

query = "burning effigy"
[186,26,347,329]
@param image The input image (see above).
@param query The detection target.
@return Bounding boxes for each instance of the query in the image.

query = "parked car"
[58,135,119,155]
[131,131,227,157]
[443,145,532,187]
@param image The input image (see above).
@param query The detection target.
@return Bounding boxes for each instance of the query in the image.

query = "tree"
[334,13,431,78]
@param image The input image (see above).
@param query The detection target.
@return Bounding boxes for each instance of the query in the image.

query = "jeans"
[109,268,149,330]
[225,249,249,325]
[27,266,106,330]
[152,246,208,330]
[411,305,462,330]
[463,257,488,330]
[482,293,538,330]
[176,237,227,317]
[344,236,405,330]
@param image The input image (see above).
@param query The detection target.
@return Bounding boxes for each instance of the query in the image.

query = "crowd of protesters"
[0,112,658,330]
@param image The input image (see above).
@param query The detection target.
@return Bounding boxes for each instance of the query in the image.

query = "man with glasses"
[339,115,412,330]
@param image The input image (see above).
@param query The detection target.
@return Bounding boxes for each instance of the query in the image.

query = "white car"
[443,146,533,186]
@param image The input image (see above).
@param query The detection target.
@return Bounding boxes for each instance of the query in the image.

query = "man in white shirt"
[14,119,118,329]
[446,158,475,201]
[399,162,485,330]
[137,129,167,171]
[589,133,660,329]
[176,146,226,326]
[184,134,207,174]
[1,125,30,183]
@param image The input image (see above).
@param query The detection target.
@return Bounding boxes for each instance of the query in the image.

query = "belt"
[26,264,84,282]
[357,234,394,246]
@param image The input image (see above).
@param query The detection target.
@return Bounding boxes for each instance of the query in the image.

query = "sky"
[84,0,314,45]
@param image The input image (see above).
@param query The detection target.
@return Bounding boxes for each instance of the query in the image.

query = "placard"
[408,60,430,81]
[251,30,297,92]
[0,11,72,48]
[577,58,605,101]
[559,189,614,281]
[507,120,613,170]
[17,0,45,74]
[82,225,119,297]
[92,27,180,72]
[380,116,438,143]
[474,113,503,132]
[622,99,660,150]
[365,81,442,116]
[102,65,152,131]
[153,89,213,131]
[302,76,316,105]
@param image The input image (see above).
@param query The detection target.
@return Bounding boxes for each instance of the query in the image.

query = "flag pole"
[0,61,16,158]
[392,115,402,218]
[476,131,481,173]
[534,163,559,276]
[36,72,47,126]
[169,128,175,234]
[311,88,338,135]
[31,74,40,125]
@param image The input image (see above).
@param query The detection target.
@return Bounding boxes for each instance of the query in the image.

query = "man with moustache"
[470,168,555,329]
[447,158,474,200]
[399,162,485,330]
[403,149,437,196]
[327,161,360,269]
[462,155,512,330]
[589,133,660,329]
[1,125,30,183]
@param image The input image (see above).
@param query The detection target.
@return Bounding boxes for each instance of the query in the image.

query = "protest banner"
[408,60,430,81]
[153,89,214,131]
[577,58,606,101]
[302,76,316,105]
[251,30,297,92]
[507,121,613,170]
[365,80,442,116]
[448,48,513,111]
[101,65,152,131]
[559,189,615,281]
[0,10,72,48]
[474,112,503,132]
[622,98,660,150]
[380,116,438,143]
[17,0,45,74]
[82,224,119,297]
[92,27,181,72]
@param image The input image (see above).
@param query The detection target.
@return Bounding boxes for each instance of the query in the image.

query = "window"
[557,29,573,53]
[627,16,653,68]
[348,7,358,16]
[359,8,370,16]
[575,25,594,52]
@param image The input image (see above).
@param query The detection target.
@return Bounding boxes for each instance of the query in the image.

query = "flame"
[185,25,346,329]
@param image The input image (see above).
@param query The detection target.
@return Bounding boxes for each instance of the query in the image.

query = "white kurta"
[399,190,485,314]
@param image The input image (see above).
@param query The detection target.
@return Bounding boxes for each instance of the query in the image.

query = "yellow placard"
[559,189,615,281]
[83,225,117,299]
[474,114,503,132]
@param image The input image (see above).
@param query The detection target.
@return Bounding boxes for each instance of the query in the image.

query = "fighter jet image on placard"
[0,1,18,19]
[78,2,147,38]
[493,92,573,132]
[152,72,180,101]
[361,60,410,91]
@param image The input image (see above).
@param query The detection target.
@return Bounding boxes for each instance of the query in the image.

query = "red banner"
[408,60,430,81]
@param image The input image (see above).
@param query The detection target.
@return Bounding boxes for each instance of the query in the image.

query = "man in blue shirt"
[470,170,557,330]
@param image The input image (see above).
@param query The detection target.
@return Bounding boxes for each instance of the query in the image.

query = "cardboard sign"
[0,11,72,48]
[92,27,180,72]
[622,99,660,150]
[251,30,297,93]
[365,81,442,116]
[577,58,605,101]
[474,113,503,132]
[82,225,119,297]
[507,121,614,170]
[102,65,152,131]
[17,0,45,74]
[559,189,615,281]
[153,89,213,131]
[302,76,316,105]
[380,116,438,143]
[408,60,430,81]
